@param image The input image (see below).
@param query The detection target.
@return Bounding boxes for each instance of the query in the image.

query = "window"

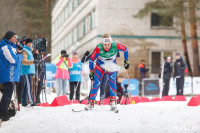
[151,52,161,73]
[151,51,174,73]
[77,25,79,40]
[73,27,77,43]
[64,6,69,20]
[64,36,68,49]
[74,0,78,9]
[69,1,72,15]
[83,18,86,36]
[79,21,83,39]
[68,32,72,46]
[86,14,91,34]
[151,12,173,28]
[91,9,96,29]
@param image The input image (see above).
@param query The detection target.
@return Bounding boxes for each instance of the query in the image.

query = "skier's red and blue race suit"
[89,41,129,100]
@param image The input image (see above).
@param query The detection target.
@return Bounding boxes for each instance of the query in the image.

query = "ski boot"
[85,100,95,111]
[99,99,103,106]
[110,96,119,113]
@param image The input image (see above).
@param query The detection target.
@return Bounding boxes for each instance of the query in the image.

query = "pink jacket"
[54,56,72,79]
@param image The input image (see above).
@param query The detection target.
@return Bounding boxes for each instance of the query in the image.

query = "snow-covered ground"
[0,94,200,133]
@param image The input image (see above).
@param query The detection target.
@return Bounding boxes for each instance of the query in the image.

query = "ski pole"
[126,70,132,102]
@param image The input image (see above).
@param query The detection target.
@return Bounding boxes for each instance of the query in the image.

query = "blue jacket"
[21,45,35,75]
[0,39,23,83]
[69,61,82,82]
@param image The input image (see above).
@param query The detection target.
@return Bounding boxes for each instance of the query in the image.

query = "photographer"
[16,36,25,105]
[55,50,72,96]
[0,31,23,121]
[21,38,39,106]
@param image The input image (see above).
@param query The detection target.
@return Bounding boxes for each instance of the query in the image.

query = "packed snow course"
[0,95,200,133]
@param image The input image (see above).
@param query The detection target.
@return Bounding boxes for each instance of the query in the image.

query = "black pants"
[176,76,184,95]
[0,82,14,117]
[70,82,81,101]
[162,78,170,97]
[16,76,23,104]
[36,79,44,104]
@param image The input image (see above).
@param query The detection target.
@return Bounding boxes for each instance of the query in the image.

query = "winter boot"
[85,100,95,111]
[0,111,10,121]
[110,96,119,113]
[99,100,103,106]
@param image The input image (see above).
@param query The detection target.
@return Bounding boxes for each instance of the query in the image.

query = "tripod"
[120,84,130,105]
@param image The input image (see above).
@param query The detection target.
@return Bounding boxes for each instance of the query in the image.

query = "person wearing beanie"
[21,38,38,107]
[174,53,187,95]
[85,33,129,112]
[16,36,26,105]
[0,31,23,121]
[69,51,82,101]
[3,31,17,41]
[162,56,172,97]
[55,50,72,96]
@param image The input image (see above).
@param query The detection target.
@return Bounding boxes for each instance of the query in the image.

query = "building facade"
[51,0,200,79]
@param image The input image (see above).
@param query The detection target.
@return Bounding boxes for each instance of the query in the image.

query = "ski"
[72,108,119,113]
[72,109,86,112]
[111,108,119,113]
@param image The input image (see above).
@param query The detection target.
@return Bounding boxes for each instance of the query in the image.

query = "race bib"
[101,62,121,72]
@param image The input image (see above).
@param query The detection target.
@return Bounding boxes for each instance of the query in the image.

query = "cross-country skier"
[85,33,129,112]
[81,50,120,105]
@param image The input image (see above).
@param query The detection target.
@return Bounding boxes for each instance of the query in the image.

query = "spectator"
[174,53,187,95]
[69,51,82,101]
[36,52,46,104]
[16,36,26,105]
[138,60,149,80]
[21,38,38,106]
[138,60,149,96]
[55,50,72,96]
[162,57,172,97]
[0,31,23,121]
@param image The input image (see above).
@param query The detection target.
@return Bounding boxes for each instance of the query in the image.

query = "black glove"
[84,51,90,56]
[34,60,40,64]
[124,60,129,69]
[89,71,94,81]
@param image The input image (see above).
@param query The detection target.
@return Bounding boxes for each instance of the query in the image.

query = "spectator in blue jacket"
[69,51,82,101]
[21,38,39,107]
[0,31,23,121]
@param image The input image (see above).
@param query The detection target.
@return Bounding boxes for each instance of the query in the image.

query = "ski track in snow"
[0,98,200,133]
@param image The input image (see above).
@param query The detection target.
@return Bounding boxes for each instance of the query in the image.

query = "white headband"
[102,37,112,44]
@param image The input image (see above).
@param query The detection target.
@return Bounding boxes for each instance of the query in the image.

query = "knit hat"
[25,38,32,44]
[61,50,66,55]
[73,51,78,55]
[4,31,16,40]
[20,36,27,42]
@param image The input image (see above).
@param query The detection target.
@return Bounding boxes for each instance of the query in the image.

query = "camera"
[17,44,23,51]
[32,38,47,53]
